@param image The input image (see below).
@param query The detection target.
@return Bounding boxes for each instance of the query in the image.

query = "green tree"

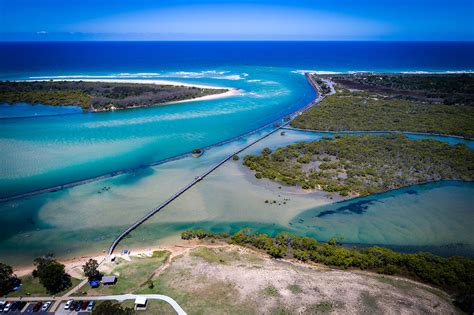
[0,262,18,296]
[33,254,71,294]
[181,230,195,240]
[92,301,135,315]
[82,259,100,280]
[262,148,272,155]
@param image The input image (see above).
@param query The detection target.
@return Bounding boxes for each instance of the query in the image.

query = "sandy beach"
[19,78,240,111]
[12,237,213,279]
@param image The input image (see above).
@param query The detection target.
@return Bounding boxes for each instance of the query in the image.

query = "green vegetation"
[0,81,227,111]
[7,274,81,297]
[82,258,101,280]
[243,135,474,196]
[0,262,19,296]
[32,254,71,294]
[182,229,474,313]
[313,76,332,95]
[292,73,474,138]
[334,73,474,104]
[287,284,303,294]
[304,302,333,314]
[262,285,280,297]
[76,251,170,296]
[120,300,176,314]
[91,300,134,315]
[181,229,229,240]
[292,88,474,137]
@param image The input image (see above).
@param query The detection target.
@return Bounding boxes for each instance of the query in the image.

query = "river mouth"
[0,66,315,199]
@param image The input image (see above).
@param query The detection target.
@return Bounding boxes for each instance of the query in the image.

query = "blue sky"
[0,0,473,41]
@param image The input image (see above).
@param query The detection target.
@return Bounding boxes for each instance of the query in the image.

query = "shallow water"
[0,67,315,198]
[1,128,472,265]
[1,41,474,264]
[290,181,474,255]
[0,103,83,119]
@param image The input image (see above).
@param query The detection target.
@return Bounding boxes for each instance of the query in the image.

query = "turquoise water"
[289,181,474,256]
[0,103,82,118]
[0,61,473,264]
[0,67,315,198]
[2,126,473,265]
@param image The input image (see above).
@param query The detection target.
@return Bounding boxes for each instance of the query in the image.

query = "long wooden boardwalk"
[107,74,326,255]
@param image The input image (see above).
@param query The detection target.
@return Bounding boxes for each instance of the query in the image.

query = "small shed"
[134,297,147,310]
[101,275,117,286]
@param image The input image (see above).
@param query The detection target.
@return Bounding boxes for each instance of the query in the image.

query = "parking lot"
[55,301,92,315]
[0,300,93,314]
[0,301,54,314]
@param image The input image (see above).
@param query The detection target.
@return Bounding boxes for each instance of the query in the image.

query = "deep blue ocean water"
[0,41,473,263]
[1,41,474,78]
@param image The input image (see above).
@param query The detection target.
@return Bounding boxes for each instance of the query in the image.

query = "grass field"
[75,250,170,296]
[7,275,82,297]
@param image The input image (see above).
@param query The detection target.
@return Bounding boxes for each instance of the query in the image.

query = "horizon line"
[1,39,474,43]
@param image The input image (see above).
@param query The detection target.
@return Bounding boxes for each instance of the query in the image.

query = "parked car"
[2,302,12,313]
[32,302,42,312]
[41,301,52,312]
[0,301,5,312]
[64,299,74,310]
[74,301,82,312]
[87,301,96,312]
[69,301,77,311]
[9,302,19,312]
[81,300,89,310]
[14,301,26,312]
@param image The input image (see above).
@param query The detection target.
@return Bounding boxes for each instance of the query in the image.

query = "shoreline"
[283,126,474,141]
[9,180,473,271]
[20,78,231,90]
[89,88,240,112]
[4,74,473,268]
[11,237,201,278]
[15,78,238,113]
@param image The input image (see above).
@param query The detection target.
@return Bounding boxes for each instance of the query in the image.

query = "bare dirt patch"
[143,245,457,314]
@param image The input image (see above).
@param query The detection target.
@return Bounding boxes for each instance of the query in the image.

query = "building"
[101,275,117,286]
[134,297,147,310]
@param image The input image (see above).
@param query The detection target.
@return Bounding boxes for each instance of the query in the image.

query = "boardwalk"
[108,73,327,255]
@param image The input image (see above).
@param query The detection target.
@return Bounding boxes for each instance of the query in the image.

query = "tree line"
[243,134,474,196]
[181,228,474,313]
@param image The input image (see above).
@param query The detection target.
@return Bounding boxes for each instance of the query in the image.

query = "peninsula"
[244,134,474,196]
[0,80,231,112]
[291,73,474,138]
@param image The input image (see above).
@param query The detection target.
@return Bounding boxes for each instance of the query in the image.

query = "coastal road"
[107,73,329,255]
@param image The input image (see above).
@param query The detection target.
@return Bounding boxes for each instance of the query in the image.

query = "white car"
[3,302,12,313]
[87,301,96,312]
[41,301,52,311]
[64,299,74,310]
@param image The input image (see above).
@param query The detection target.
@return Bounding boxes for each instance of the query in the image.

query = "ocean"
[0,41,473,264]
[1,41,474,77]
